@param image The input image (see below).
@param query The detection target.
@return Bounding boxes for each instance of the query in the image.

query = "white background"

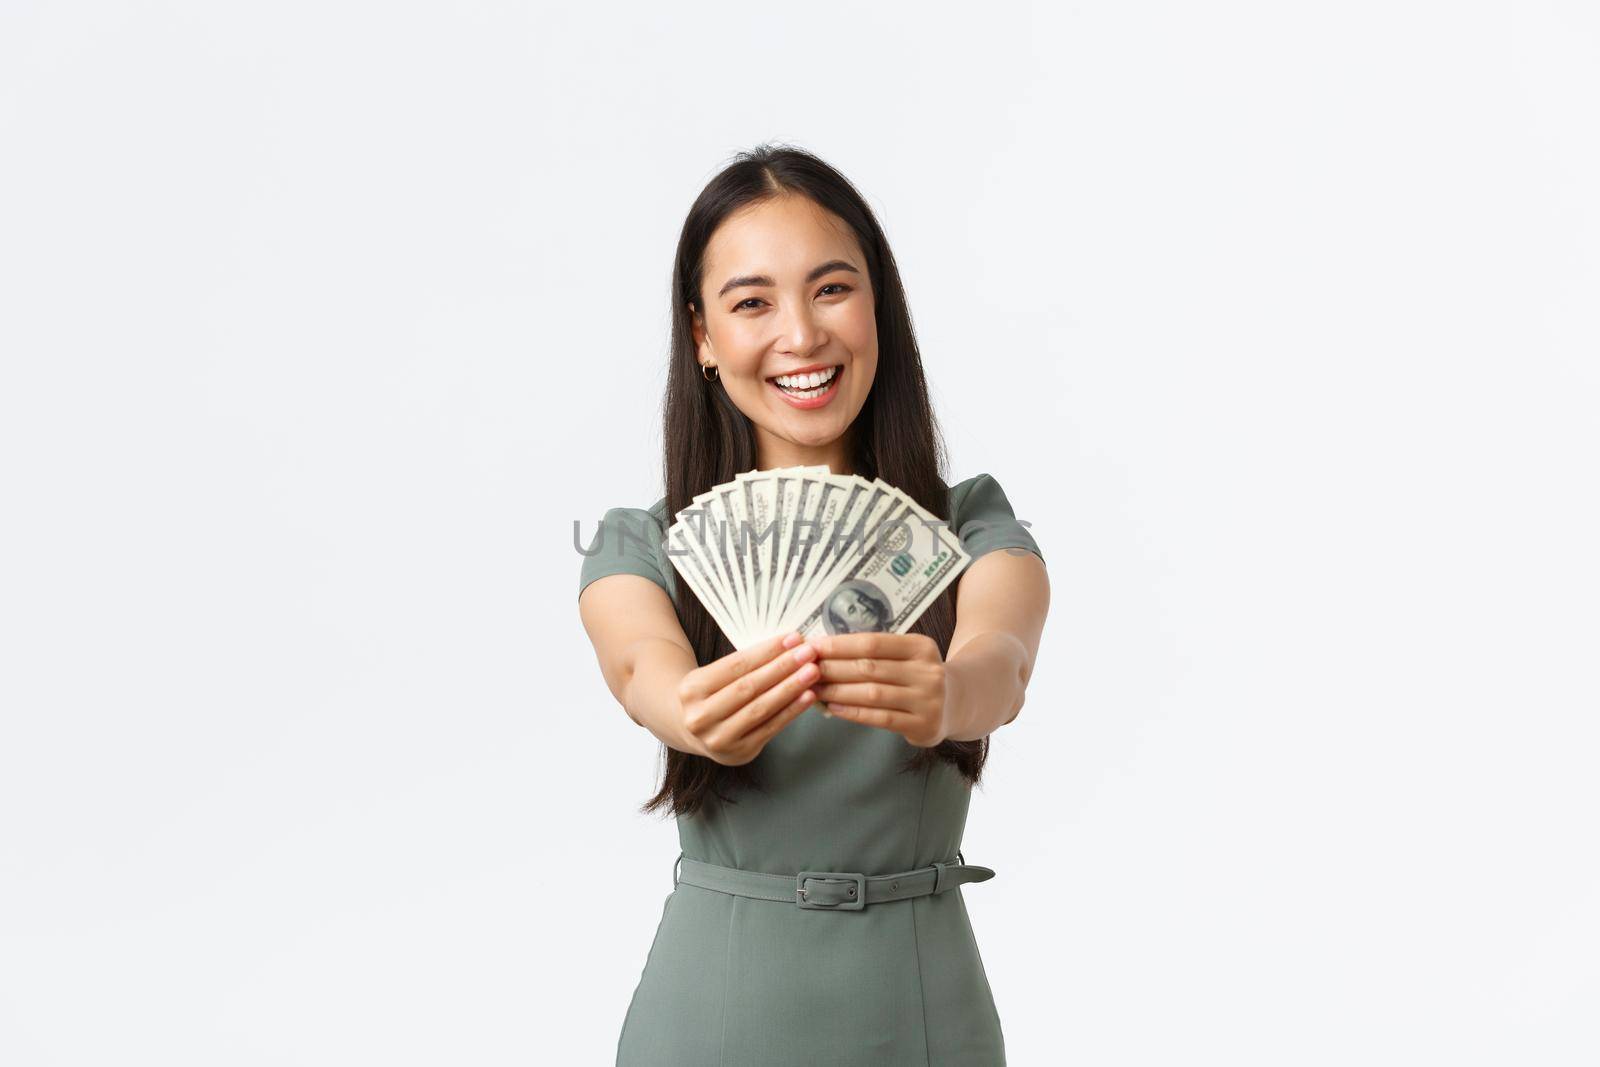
[2,2,1596,1064]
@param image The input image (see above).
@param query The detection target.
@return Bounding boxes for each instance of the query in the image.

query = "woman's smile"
[767,363,844,409]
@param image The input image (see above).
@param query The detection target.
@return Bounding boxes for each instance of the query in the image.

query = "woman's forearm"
[944,631,1032,741]
[619,636,706,755]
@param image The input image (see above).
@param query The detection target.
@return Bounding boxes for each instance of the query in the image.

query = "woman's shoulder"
[576,495,675,602]
[946,471,998,506]
[945,471,1020,520]
[944,472,1045,565]
[591,498,668,534]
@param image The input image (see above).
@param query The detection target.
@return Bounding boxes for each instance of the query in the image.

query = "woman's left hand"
[806,632,953,748]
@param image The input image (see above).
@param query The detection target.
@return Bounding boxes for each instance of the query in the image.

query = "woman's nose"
[773,302,824,351]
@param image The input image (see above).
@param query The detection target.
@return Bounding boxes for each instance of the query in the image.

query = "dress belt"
[673,851,996,911]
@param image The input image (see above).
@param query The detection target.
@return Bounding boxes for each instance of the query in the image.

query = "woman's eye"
[733,284,849,312]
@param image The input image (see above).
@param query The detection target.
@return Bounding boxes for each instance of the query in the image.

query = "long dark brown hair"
[642,143,987,818]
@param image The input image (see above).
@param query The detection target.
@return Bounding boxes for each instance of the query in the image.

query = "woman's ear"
[688,304,706,353]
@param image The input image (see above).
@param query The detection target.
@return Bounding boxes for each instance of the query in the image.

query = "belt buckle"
[796,870,867,911]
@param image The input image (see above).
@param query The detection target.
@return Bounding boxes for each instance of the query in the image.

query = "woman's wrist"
[622,637,706,755]
[942,632,1029,741]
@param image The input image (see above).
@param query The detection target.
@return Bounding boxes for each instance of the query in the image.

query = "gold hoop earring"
[701,363,719,382]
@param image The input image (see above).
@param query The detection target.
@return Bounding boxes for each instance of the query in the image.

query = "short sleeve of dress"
[577,506,674,601]
[950,473,1045,565]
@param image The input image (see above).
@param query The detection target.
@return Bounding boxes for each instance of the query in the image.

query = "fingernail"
[791,643,817,664]
[781,632,803,648]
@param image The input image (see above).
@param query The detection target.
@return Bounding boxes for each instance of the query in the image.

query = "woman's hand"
[676,631,821,766]
[807,632,953,748]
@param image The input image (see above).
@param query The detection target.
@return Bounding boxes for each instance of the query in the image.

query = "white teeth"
[772,366,839,389]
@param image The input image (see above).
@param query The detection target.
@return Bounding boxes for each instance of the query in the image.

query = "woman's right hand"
[677,631,821,766]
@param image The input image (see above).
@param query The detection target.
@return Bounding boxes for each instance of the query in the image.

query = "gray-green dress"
[577,473,1044,1066]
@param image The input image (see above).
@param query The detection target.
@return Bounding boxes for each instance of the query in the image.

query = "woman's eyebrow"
[717,259,860,299]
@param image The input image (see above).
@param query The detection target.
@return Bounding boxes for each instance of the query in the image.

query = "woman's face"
[691,195,878,468]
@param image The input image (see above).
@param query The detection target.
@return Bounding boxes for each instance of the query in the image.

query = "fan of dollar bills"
[664,465,973,650]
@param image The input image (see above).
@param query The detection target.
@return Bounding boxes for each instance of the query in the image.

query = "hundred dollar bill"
[761,466,829,632]
[789,495,971,640]
[665,521,745,646]
[682,487,750,643]
[770,469,849,630]
[782,476,888,623]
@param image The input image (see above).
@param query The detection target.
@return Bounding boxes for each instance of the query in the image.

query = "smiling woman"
[576,144,1050,1066]
[690,194,881,467]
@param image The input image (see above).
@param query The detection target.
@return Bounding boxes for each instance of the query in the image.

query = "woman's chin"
[776,422,848,448]
[772,396,859,434]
